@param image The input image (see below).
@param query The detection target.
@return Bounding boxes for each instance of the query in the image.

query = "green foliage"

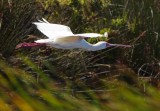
[121,0,160,70]
[0,0,37,56]
[0,59,160,111]
[0,0,160,110]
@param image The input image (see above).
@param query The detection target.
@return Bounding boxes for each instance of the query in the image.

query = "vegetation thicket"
[0,0,160,111]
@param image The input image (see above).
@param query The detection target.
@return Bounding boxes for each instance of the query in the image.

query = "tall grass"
[0,0,160,110]
[34,0,160,76]
[0,0,36,56]
[0,58,160,111]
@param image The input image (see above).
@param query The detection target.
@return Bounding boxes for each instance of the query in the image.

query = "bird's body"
[34,37,107,51]
[16,18,131,51]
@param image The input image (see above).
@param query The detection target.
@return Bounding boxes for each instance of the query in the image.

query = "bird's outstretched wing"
[33,18,105,39]
[33,22,74,39]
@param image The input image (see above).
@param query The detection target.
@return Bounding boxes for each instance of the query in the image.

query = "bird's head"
[94,41,111,48]
[105,42,112,47]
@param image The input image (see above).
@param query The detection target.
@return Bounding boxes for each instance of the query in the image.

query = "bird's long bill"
[109,44,131,48]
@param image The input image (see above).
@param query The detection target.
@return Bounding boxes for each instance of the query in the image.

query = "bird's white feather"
[37,18,49,23]
[35,39,53,43]
[33,22,74,38]
[42,18,49,23]
[33,19,107,39]
[75,33,103,38]
[37,20,44,23]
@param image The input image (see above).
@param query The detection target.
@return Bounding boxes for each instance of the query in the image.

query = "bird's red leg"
[15,42,46,49]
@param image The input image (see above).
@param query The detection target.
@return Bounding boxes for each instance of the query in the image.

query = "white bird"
[16,18,131,51]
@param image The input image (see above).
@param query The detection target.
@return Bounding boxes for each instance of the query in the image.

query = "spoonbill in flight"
[16,18,131,51]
